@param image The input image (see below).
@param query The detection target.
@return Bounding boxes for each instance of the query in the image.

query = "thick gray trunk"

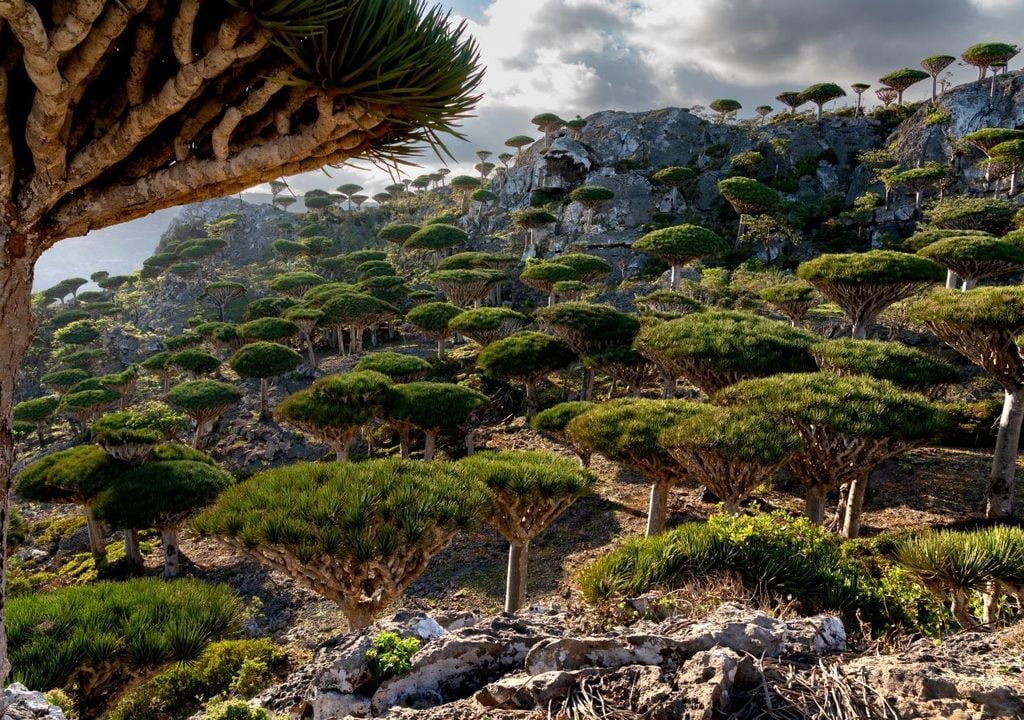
[505,541,529,613]
[580,368,594,401]
[161,528,181,578]
[259,377,269,420]
[841,472,870,538]
[945,270,960,289]
[525,380,538,420]
[124,529,143,570]
[437,338,445,361]
[423,431,437,461]
[851,320,868,340]
[988,387,1024,518]
[670,264,681,290]
[85,506,106,560]
[646,481,670,536]
[804,484,828,525]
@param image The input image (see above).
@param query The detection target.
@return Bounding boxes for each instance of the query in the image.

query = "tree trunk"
[259,377,270,420]
[505,541,529,613]
[982,583,1001,624]
[581,368,594,401]
[841,472,870,539]
[547,292,555,307]
[423,431,437,461]
[161,528,181,578]
[950,589,977,630]
[0,251,37,682]
[525,380,538,420]
[961,278,978,291]
[465,430,475,455]
[436,338,446,361]
[988,387,1024,518]
[945,270,960,289]
[670,264,680,290]
[931,76,937,102]
[305,338,317,371]
[85,506,106,561]
[851,319,868,340]
[646,481,670,536]
[124,529,143,570]
[661,371,675,399]
[337,327,347,356]
[804,484,828,524]
[399,429,411,459]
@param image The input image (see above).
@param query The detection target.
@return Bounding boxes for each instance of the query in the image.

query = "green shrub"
[202,700,275,720]
[354,351,432,382]
[365,632,421,682]
[581,511,936,634]
[108,639,287,720]
[9,579,244,713]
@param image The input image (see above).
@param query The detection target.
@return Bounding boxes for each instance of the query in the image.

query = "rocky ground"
[249,603,1023,720]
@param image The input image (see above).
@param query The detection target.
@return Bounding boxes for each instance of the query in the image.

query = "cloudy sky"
[256,0,1024,199]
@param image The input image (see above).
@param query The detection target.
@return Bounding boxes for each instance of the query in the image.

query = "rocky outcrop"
[892,70,1024,179]
[1,685,66,720]
[257,603,847,719]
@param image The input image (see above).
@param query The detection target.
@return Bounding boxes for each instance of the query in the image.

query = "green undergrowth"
[108,639,288,720]
[581,511,944,637]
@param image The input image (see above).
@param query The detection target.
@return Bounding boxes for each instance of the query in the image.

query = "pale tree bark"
[646,480,670,536]
[505,541,528,612]
[989,387,1024,518]
[124,529,143,570]
[161,528,181,578]
[84,505,106,561]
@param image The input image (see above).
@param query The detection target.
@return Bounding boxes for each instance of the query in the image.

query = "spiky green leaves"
[519,262,579,293]
[717,177,780,216]
[800,83,846,107]
[458,450,594,500]
[229,342,302,380]
[404,224,467,251]
[879,68,929,93]
[13,396,59,424]
[54,320,99,346]
[167,381,243,417]
[651,167,697,187]
[569,186,615,205]
[354,352,431,381]
[537,303,640,354]
[925,197,1017,235]
[512,208,557,230]
[8,578,243,696]
[633,224,728,265]
[378,224,421,244]
[237,317,297,343]
[477,332,575,382]
[635,311,817,394]
[530,402,594,433]
[406,302,463,335]
[449,307,529,346]
[917,235,1024,282]
[382,382,488,432]
[812,339,959,394]
[555,253,612,281]
[169,349,221,376]
[94,461,233,531]
[15,445,122,504]
[962,42,1020,71]
[269,272,326,297]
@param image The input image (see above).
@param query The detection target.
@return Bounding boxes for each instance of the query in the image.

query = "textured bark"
[161,528,181,578]
[808,280,935,341]
[124,529,143,570]
[804,484,828,524]
[989,387,1024,518]
[423,431,437,461]
[85,505,106,560]
[259,377,270,420]
[505,542,528,612]
[646,480,670,536]
[840,471,871,538]
[524,379,539,420]
[0,254,36,684]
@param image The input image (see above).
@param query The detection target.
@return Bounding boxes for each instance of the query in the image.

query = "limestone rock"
[1,685,67,720]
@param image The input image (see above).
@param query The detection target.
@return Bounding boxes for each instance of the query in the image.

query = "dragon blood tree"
[381,382,488,460]
[194,459,488,629]
[634,310,818,395]
[537,302,640,400]
[0,0,482,678]
[200,281,246,322]
[917,235,1024,291]
[879,68,930,104]
[167,380,243,448]
[759,281,817,327]
[797,250,943,339]
[530,401,594,466]
[921,55,955,101]
[661,405,801,513]
[354,352,431,383]
[429,269,505,308]
[477,332,575,419]
[229,342,302,421]
[519,262,580,306]
[94,456,232,577]
[911,287,1024,517]
[632,224,728,290]
[567,399,698,536]
[811,339,959,400]
[568,185,615,232]
[406,302,464,360]
[457,451,594,612]
[275,371,392,461]
[717,374,949,536]
[449,307,530,347]
[717,177,781,246]
[800,83,845,121]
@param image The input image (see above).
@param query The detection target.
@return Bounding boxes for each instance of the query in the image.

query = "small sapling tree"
[759,281,817,327]
[568,186,615,232]
[229,342,303,420]
[457,451,594,612]
[167,380,243,448]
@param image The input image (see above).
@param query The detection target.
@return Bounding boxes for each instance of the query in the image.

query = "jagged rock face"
[257,603,846,719]
[892,70,1024,174]
[483,106,883,261]
[1,684,67,720]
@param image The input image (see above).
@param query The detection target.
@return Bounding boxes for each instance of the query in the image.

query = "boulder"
[1,685,67,720]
